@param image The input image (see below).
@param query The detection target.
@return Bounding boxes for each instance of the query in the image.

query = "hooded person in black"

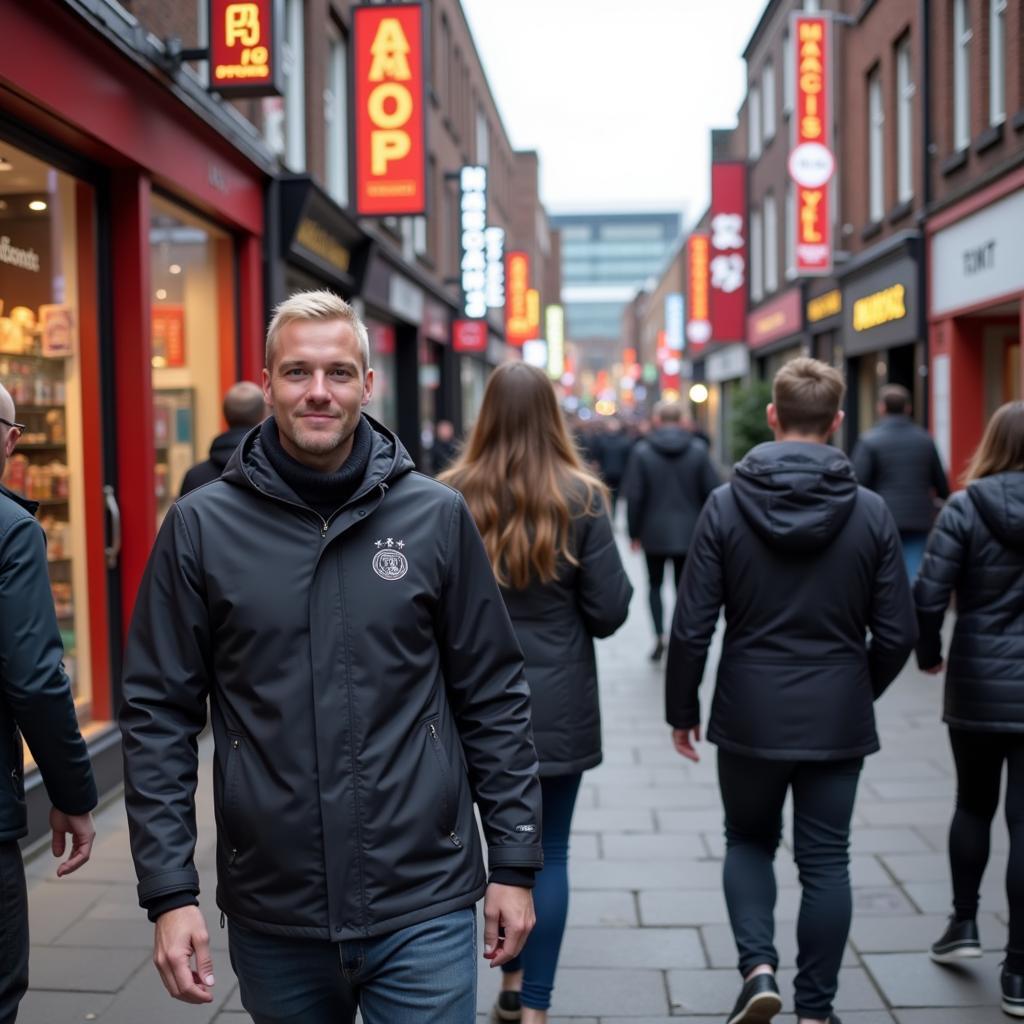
[625,401,720,661]
[178,381,266,496]
[666,358,915,1024]
[914,401,1024,1016]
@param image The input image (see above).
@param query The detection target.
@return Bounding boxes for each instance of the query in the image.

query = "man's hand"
[630,539,642,553]
[153,906,215,1004]
[923,660,945,676]
[672,726,701,762]
[482,883,535,967]
[49,808,95,877]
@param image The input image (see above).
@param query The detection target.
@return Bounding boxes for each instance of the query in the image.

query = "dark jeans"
[645,553,685,637]
[948,728,1024,971]
[0,841,28,1024]
[228,908,476,1024]
[899,530,928,581]
[502,773,582,1010]
[718,750,863,1020]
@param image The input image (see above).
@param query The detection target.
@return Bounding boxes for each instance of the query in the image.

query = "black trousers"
[718,749,863,1020]
[948,728,1024,971]
[644,553,685,637]
[0,840,28,1024]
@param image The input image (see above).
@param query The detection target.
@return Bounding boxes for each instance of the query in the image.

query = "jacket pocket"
[425,720,463,849]
[223,734,242,867]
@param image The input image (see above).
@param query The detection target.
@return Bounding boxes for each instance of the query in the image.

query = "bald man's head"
[0,382,19,479]
[222,381,266,429]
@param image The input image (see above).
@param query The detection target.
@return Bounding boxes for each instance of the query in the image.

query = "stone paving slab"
[863,952,1004,1007]
[850,912,1006,953]
[26,944,150,993]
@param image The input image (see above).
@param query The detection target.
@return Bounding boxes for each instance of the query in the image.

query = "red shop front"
[0,0,272,841]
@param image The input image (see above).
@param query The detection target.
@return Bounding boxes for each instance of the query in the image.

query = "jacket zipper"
[427,723,462,848]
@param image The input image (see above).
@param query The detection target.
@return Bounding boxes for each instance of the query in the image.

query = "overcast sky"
[460,0,766,223]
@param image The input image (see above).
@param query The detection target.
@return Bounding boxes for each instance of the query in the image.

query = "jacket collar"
[0,482,39,516]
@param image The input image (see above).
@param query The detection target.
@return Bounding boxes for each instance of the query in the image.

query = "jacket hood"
[732,441,859,552]
[208,427,251,470]
[646,427,694,458]
[222,413,415,505]
[968,472,1024,550]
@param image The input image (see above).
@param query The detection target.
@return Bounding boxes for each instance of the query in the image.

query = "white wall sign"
[460,165,488,319]
[932,187,1024,316]
[485,226,505,309]
[706,343,751,383]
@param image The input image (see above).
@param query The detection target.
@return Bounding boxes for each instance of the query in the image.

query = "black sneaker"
[930,916,982,963]
[649,639,665,662]
[726,973,782,1024]
[492,990,522,1022]
[1002,967,1024,1018]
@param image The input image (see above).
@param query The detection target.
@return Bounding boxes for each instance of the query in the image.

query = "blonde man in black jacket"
[666,359,916,1024]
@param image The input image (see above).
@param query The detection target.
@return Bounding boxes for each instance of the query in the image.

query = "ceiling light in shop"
[0,201,7,211]
[0,157,11,172]
[155,289,168,300]
[689,383,710,404]
[169,264,182,275]
[28,200,47,212]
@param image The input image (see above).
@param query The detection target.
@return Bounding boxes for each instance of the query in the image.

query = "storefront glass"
[0,142,98,728]
[365,319,397,429]
[459,355,489,430]
[150,196,235,521]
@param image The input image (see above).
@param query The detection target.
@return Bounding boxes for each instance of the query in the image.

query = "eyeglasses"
[0,417,25,432]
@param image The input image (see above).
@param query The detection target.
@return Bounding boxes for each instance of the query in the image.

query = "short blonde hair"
[772,357,845,436]
[265,290,370,371]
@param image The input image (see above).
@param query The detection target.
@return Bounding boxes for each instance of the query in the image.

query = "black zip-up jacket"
[120,417,543,940]
[914,472,1024,731]
[666,442,916,760]
[499,493,632,776]
[179,427,250,496]
[0,485,96,841]
[852,416,950,533]
[625,428,720,555]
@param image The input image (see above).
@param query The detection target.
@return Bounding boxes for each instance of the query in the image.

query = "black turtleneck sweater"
[260,415,373,521]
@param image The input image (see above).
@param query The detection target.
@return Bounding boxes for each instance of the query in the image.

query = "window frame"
[953,0,972,152]
[989,0,1007,125]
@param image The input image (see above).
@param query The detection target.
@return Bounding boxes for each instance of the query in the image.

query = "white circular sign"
[788,142,835,189]
[686,319,712,345]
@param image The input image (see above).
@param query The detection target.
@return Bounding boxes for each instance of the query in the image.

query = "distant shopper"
[914,401,1024,1018]
[179,381,266,496]
[852,384,949,578]
[596,418,633,516]
[0,382,98,1024]
[666,358,916,1024]
[430,419,459,476]
[443,363,632,1024]
[625,401,719,662]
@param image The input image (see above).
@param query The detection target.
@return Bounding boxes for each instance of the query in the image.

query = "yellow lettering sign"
[807,289,842,323]
[853,284,907,332]
[800,189,824,242]
[226,3,261,47]
[369,18,412,82]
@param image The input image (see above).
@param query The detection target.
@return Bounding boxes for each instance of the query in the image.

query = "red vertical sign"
[686,234,711,353]
[790,15,834,276]
[353,4,427,216]
[505,251,532,346]
[709,163,748,342]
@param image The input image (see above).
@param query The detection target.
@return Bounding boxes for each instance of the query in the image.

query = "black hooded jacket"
[666,442,917,760]
[0,485,97,841]
[179,427,251,496]
[120,416,542,940]
[625,428,720,555]
[914,472,1024,731]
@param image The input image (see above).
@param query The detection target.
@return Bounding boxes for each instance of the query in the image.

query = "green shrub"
[730,379,774,464]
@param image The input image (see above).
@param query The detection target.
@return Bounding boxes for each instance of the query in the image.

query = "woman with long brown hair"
[442,363,632,1024]
[914,401,1024,1017]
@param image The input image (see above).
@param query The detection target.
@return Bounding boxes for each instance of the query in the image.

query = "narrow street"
[19,536,1011,1023]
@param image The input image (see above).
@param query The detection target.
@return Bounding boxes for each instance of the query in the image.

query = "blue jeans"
[502,772,582,1010]
[900,530,928,582]
[228,908,476,1024]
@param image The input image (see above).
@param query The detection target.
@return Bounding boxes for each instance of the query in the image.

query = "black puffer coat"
[914,472,1024,731]
[179,427,251,496]
[499,493,632,776]
[625,428,720,555]
[121,417,542,941]
[852,416,950,532]
[666,442,917,760]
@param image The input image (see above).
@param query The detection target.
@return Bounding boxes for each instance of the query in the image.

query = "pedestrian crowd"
[0,291,1022,1024]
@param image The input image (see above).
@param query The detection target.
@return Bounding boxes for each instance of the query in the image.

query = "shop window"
[365,319,397,429]
[0,144,100,733]
[150,196,236,523]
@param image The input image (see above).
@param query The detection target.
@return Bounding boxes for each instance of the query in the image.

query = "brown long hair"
[440,363,607,589]
[964,400,1024,484]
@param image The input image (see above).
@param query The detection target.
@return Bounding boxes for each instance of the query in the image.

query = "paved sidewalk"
[18,538,1012,1023]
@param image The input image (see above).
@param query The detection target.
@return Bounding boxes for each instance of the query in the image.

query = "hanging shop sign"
[709,162,747,342]
[485,227,506,310]
[790,14,834,276]
[807,288,842,324]
[746,287,802,349]
[353,3,427,216]
[841,251,919,355]
[453,319,487,353]
[458,165,487,318]
[505,251,532,345]
[685,233,711,350]
[545,304,565,379]
[209,0,283,96]
[665,293,685,352]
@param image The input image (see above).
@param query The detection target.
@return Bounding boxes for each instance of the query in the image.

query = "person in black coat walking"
[596,418,633,517]
[914,401,1024,1017]
[625,401,719,661]
[851,384,949,578]
[666,359,916,1024]
[0,383,98,1024]
[443,363,632,1024]
[179,381,266,496]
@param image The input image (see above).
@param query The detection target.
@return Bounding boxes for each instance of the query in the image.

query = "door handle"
[103,485,121,570]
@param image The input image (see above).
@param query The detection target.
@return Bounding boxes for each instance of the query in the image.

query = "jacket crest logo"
[372,538,408,580]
